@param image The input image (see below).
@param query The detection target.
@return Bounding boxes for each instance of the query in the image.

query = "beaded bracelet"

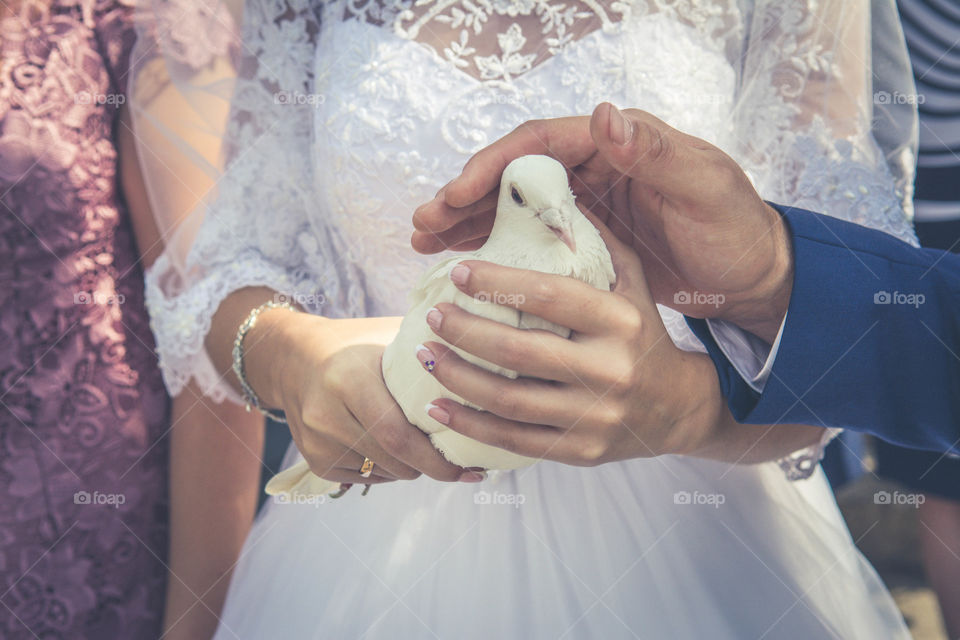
[232,300,297,423]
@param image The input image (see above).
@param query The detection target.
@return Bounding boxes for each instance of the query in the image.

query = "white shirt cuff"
[705,313,787,393]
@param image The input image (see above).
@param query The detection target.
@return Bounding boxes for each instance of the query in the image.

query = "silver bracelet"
[232,300,296,423]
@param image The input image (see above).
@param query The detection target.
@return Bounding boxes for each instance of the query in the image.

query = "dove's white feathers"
[266,155,615,496]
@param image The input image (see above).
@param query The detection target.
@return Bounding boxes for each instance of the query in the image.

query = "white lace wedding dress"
[133,0,920,637]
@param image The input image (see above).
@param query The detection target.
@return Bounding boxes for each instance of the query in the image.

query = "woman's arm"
[161,385,263,640]
[118,106,265,639]
[199,285,476,486]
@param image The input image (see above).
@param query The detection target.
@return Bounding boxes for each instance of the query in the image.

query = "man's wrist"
[724,204,794,343]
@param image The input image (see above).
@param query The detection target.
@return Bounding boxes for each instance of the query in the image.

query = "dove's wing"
[405,255,461,308]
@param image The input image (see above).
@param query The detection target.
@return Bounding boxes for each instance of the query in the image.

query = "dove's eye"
[510,186,525,206]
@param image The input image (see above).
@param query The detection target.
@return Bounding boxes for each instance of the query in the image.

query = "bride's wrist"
[243,307,318,410]
[665,353,727,457]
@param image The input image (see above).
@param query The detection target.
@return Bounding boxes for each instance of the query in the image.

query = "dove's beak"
[539,207,577,253]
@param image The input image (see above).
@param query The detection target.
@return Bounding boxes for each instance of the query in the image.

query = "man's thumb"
[590,103,714,202]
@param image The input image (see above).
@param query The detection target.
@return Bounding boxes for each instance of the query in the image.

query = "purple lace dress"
[0,2,170,638]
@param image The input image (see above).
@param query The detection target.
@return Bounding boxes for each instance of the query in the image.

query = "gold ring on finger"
[359,457,375,478]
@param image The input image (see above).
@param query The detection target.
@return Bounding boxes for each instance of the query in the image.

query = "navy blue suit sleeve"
[687,204,960,453]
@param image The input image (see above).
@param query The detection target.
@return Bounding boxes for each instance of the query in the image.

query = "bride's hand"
[416,222,725,465]
[246,313,476,485]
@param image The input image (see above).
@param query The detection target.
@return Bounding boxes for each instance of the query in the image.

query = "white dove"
[266,155,615,497]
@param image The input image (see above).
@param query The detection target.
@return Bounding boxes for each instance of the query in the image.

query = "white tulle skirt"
[213,449,909,639]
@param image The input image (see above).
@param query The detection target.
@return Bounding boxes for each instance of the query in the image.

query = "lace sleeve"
[130,1,349,401]
[721,0,918,478]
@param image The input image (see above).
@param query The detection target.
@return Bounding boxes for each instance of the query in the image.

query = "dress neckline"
[331,15,620,88]
[334,0,628,84]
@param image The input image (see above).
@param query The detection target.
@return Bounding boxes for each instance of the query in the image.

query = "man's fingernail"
[459,470,486,483]
[450,264,470,287]
[609,105,634,146]
[416,344,437,372]
[426,307,443,332]
[437,179,457,201]
[425,402,450,425]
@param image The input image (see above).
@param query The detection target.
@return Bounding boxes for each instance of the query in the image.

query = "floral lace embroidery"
[342,0,629,83]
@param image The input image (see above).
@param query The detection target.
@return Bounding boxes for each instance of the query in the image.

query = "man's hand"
[412,103,794,342]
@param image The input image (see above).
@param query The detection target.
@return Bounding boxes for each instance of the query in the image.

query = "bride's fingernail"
[450,264,470,288]
[416,344,437,372]
[425,402,449,425]
[426,307,443,331]
[459,470,486,483]
[609,105,634,146]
